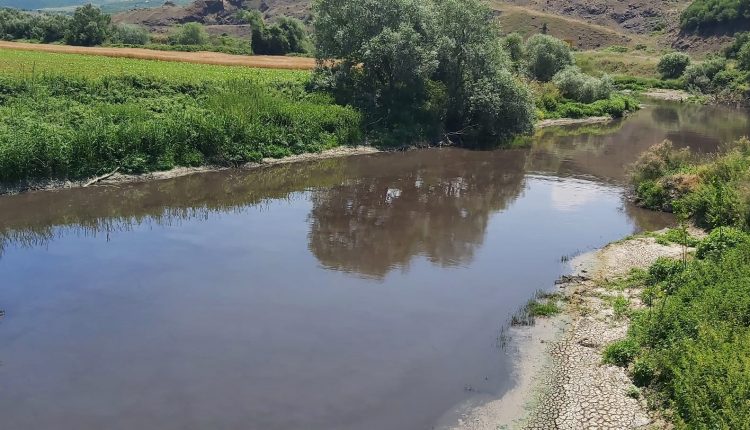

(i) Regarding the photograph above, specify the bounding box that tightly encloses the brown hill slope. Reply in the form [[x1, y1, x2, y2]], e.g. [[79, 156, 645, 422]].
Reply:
[[114, 0, 736, 52]]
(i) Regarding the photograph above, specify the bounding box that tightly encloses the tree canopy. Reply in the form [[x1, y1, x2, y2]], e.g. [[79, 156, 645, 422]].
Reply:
[[312, 0, 534, 145]]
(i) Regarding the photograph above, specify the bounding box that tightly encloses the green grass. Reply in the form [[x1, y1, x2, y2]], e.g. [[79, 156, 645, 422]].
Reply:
[[0, 50, 361, 184], [0, 49, 311, 85]]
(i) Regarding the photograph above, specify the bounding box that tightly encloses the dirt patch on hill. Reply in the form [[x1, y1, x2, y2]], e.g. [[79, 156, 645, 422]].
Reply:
[[0, 41, 315, 69]]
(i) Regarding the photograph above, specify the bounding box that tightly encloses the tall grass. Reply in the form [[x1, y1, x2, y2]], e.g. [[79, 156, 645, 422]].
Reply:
[[0, 73, 361, 183]]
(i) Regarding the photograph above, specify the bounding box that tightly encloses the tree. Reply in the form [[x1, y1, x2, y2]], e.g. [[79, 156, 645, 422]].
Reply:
[[64, 4, 110, 46], [111, 24, 150, 45], [525, 34, 574, 82], [312, 0, 534, 144], [173, 22, 208, 45], [657, 52, 691, 79]]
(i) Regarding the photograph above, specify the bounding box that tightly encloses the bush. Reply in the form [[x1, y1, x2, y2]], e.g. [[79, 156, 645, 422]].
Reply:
[[725, 32, 750, 58], [739, 41, 750, 72], [695, 227, 750, 259], [0, 8, 70, 43], [618, 243, 750, 429], [501, 32, 525, 64], [111, 24, 150, 45], [525, 34, 574, 82], [242, 10, 310, 55], [172, 22, 208, 46], [683, 57, 727, 92], [64, 4, 110, 46], [648, 257, 684, 285], [603, 338, 639, 366], [552, 66, 613, 103], [680, 0, 750, 32], [657, 52, 691, 79]]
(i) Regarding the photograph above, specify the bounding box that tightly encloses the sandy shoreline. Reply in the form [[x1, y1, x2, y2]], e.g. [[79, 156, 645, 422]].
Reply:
[[445, 230, 702, 430]]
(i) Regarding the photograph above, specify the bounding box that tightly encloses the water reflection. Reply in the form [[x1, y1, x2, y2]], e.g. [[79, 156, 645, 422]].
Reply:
[[308, 150, 528, 278]]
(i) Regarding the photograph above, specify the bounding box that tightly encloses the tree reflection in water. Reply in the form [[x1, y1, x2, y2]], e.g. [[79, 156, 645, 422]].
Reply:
[[307, 149, 528, 279]]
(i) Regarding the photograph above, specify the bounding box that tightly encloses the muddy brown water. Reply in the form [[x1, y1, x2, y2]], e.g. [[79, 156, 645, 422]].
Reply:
[[0, 101, 748, 430]]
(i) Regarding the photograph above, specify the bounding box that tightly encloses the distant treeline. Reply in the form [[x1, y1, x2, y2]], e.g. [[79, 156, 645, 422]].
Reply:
[[0, 5, 310, 56], [681, 0, 750, 32]]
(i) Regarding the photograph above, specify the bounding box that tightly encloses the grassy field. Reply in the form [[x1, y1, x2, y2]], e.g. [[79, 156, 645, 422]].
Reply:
[[0, 48, 359, 184], [575, 51, 660, 79]]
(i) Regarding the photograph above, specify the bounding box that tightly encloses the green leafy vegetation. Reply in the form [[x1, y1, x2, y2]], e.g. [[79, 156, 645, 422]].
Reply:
[[312, 0, 535, 145], [657, 52, 691, 80], [680, 0, 750, 32], [0, 53, 360, 183], [0, 5, 310, 56], [618, 133, 750, 428], [525, 34, 574, 82], [552, 66, 613, 103], [236, 10, 310, 55], [604, 235, 750, 429], [532, 81, 639, 120], [631, 138, 750, 229]]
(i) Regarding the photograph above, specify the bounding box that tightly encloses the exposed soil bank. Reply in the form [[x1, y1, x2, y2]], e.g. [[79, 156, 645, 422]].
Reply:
[[0, 146, 380, 196], [0, 41, 316, 70], [536, 116, 614, 128], [449, 231, 705, 430], [641, 88, 691, 102]]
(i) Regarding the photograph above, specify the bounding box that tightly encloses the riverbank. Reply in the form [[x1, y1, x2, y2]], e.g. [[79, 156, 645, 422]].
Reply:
[[451, 229, 707, 430]]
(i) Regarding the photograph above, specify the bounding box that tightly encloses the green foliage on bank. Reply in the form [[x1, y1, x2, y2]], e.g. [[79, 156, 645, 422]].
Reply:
[[631, 138, 750, 229], [0, 73, 360, 183], [605, 232, 750, 429], [681, 0, 750, 32], [311, 0, 536, 146]]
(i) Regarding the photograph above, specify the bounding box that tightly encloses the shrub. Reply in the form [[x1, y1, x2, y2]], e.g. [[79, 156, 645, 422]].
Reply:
[[739, 41, 750, 72], [725, 32, 750, 58], [552, 66, 613, 103], [172, 22, 208, 46], [111, 24, 150, 45], [0, 8, 70, 43], [695, 227, 750, 259], [525, 34, 574, 82], [64, 4, 110, 46], [648, 257, 684, 285], [683, 57, 727, 92], [466, 72, 535, 143], [501, 32, 525, 64], [657, 52, 691, 79], [603, 338, 639, 366], [680, 0, 750, 32], [620, 244, 750, 429]]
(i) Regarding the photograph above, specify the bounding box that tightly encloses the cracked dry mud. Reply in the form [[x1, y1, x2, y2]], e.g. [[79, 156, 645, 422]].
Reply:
[[522, 234, 693, 430]]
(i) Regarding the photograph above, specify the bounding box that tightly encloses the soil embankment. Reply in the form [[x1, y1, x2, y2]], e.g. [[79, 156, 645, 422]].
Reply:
[[0, 41, 316, 70]]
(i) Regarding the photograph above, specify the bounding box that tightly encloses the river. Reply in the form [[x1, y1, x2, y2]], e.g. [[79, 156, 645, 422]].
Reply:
[[0, 101, 748, 430]]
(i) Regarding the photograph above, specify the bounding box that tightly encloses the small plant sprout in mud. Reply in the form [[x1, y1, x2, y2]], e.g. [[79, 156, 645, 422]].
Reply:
[[511, 290, 562, 326]]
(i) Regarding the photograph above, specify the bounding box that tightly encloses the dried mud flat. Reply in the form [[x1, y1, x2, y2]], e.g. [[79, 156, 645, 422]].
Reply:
[[451, 232, 702, 430]]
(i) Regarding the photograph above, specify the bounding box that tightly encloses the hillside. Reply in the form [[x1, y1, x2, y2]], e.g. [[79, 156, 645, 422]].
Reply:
[[113, 0, 731, 52]]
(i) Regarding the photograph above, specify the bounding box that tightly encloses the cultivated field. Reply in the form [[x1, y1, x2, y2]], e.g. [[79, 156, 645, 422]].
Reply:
[[0, 41, 316, 71]]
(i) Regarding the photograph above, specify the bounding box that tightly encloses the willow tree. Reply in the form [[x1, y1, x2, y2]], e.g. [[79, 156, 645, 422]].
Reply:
[[312, 0, 534, 145]]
